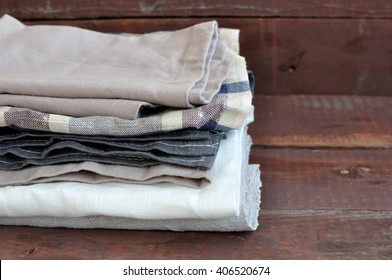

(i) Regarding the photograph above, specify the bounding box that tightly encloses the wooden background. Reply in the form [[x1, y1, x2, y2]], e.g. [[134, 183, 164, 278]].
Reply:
[[1, 0, 392, 97], [1, 1, 392, 260]]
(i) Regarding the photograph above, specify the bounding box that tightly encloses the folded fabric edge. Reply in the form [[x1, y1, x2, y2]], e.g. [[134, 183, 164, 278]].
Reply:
[[0, 167, 261, 232], [0, 16, 221, 108], [0, 27, 251, 136], [0, 110, 249, 219], [0, 133, 262, 232], [0, 14, 25, 39]]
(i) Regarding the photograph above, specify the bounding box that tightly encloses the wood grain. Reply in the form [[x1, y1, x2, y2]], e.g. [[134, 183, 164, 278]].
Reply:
[[2, 105, 392, 259], [1, 213, 391, 259], [24, 18, 392, 96], [249, 95, 392, 147], [1, 0, 391, 262], [2, 0, 392, 20], [251, 148, 392, 211]]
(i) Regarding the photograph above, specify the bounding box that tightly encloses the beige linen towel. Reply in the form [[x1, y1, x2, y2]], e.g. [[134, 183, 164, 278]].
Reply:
[[0, 15, 230, 108], [0, 161, 211, 188], [0, 94, 154, 119]]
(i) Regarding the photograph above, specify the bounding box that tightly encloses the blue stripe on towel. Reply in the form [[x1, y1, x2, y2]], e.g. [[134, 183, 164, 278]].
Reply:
[[219, 81, 250, 94]]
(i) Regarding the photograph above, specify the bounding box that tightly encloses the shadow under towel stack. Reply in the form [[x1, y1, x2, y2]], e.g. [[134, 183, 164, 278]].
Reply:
[[0, 14, 262, 232]]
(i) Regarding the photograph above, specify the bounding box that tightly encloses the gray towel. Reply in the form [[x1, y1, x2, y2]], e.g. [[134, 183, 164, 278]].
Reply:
[[0, 129, 224, 170]]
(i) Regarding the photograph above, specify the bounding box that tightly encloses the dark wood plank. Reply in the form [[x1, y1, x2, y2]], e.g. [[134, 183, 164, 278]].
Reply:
[[2, 0, 392, 20], [0, 94, 391, 259], [0, 213, 391, 259], [250, 148, 392, 211], [249, 95, 392, 147], [24, 18, 392, 96]]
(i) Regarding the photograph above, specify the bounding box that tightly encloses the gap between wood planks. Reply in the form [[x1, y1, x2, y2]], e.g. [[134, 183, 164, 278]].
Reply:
[[251, 145, 391, 150], [4, 0, 392, 20], [261, 209, 392, 218], [21, 16, 392, 22]]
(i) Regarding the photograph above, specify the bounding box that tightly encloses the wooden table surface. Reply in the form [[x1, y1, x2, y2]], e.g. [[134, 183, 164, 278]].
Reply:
[[1, 94, 391, 260]]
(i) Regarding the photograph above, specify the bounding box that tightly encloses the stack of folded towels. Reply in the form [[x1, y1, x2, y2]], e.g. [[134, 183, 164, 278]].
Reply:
[[0, 14, 261, 231]]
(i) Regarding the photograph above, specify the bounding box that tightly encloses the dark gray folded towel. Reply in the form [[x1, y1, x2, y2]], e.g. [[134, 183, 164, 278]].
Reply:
[[0, 128, 225, 170]]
